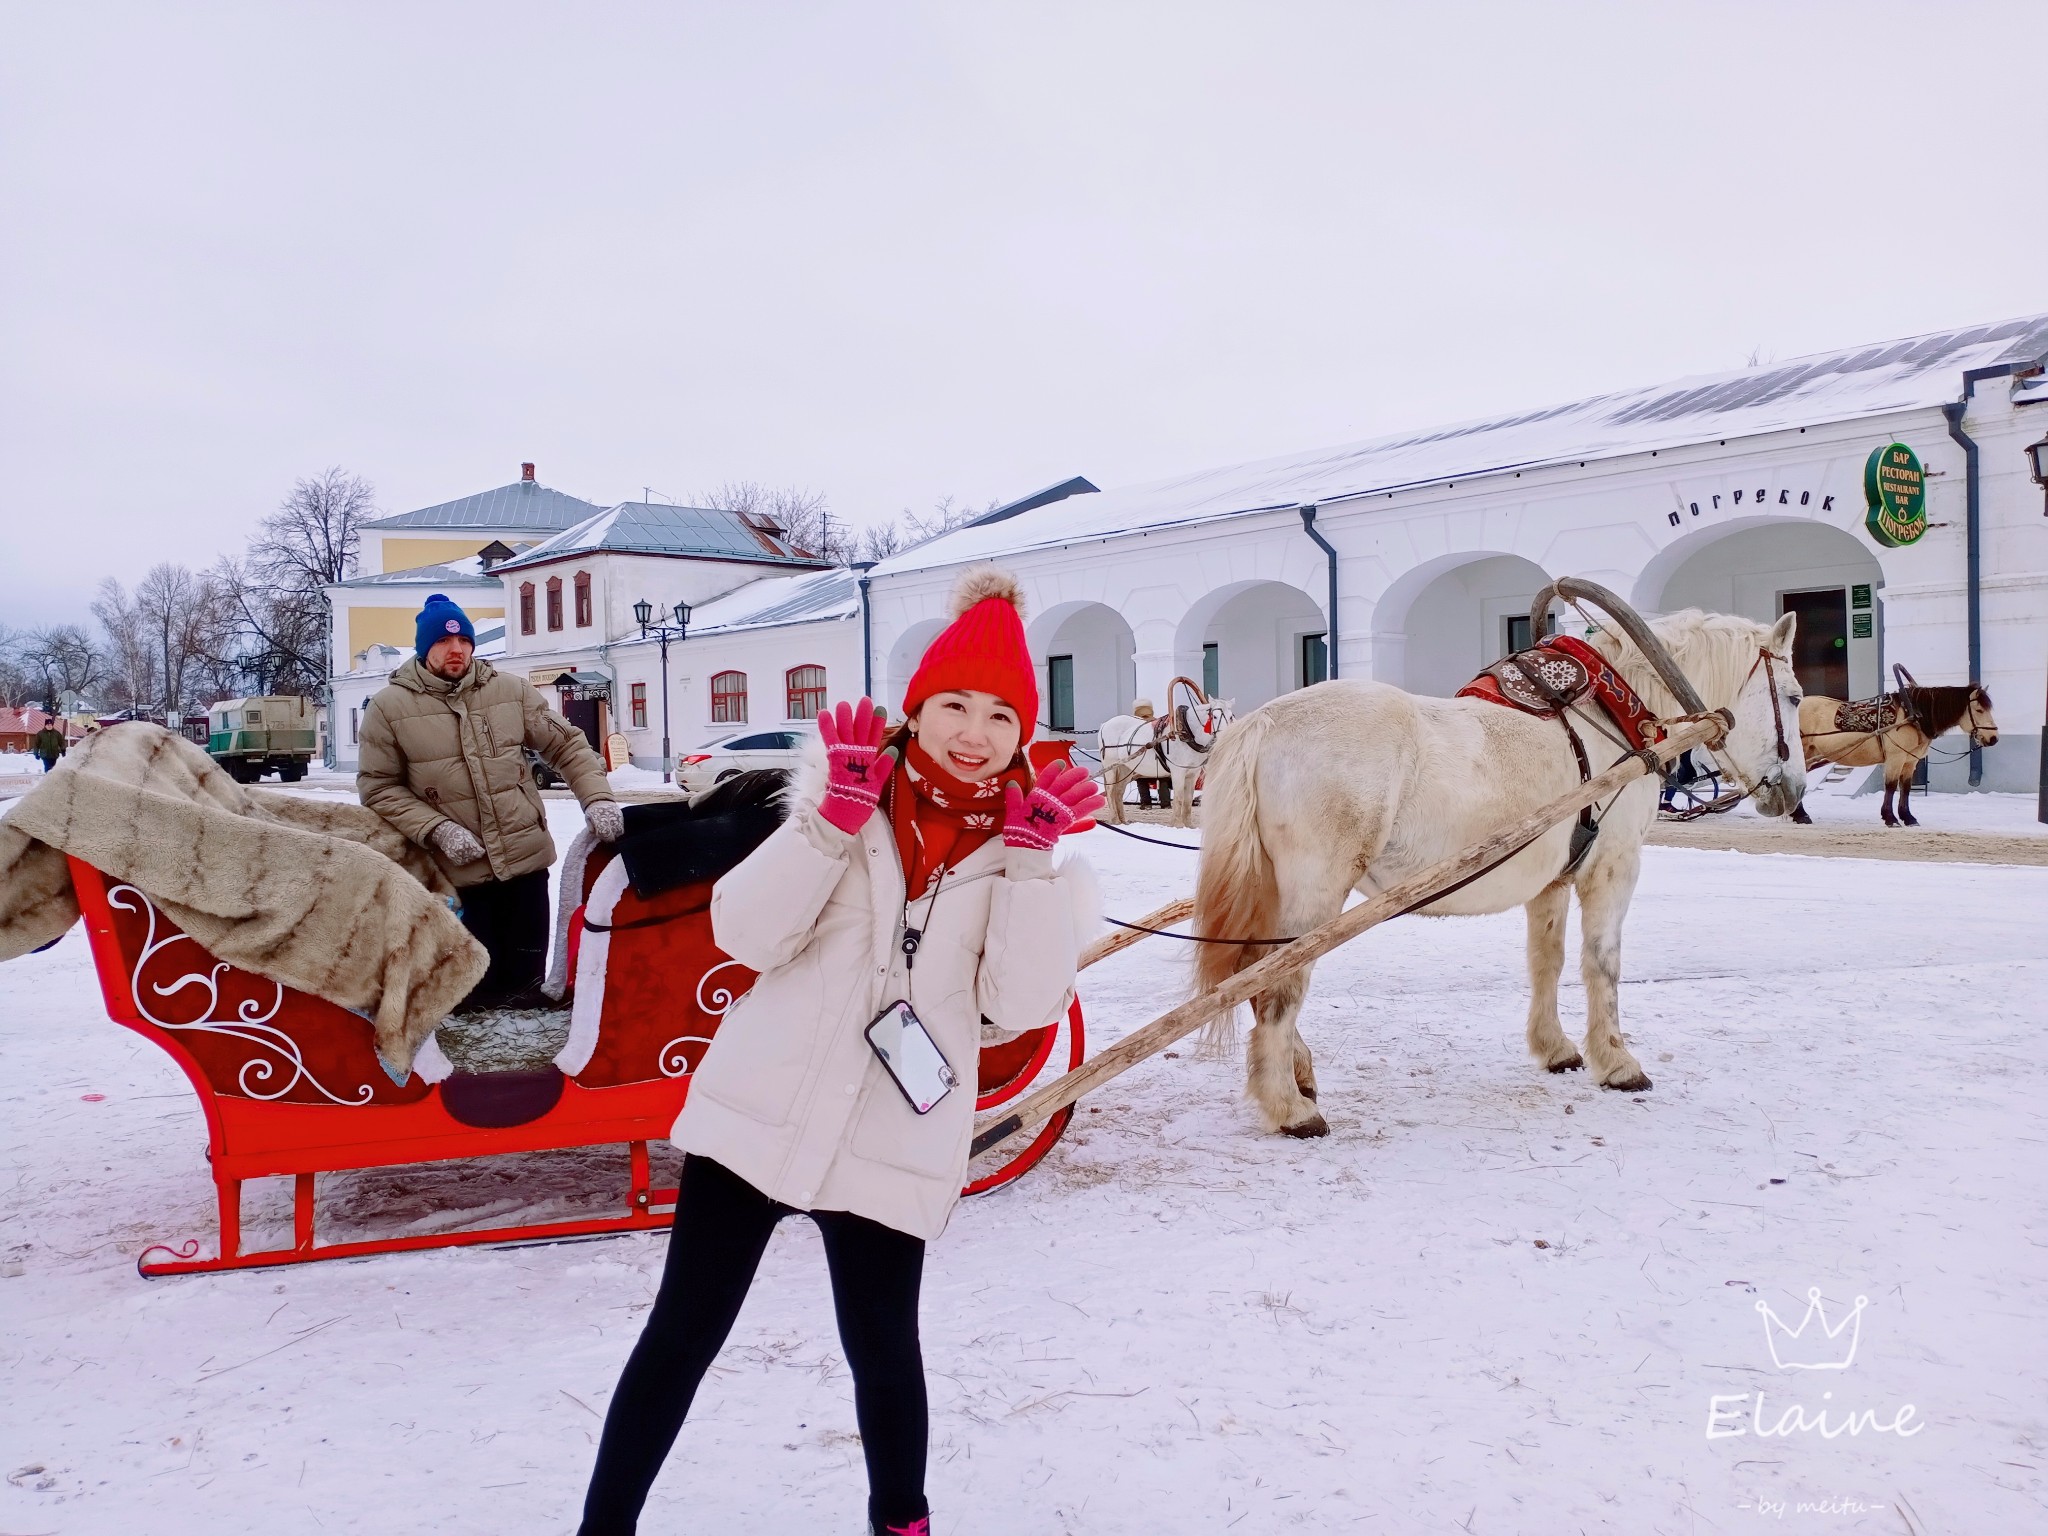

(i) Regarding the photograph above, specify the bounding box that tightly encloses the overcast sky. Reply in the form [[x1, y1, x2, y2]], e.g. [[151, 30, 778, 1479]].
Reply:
[[4, 2, 2044, 627]]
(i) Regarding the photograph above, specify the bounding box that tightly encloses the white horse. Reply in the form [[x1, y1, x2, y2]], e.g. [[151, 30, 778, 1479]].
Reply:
[[1099, 695, 1234, 828], [1190, 609, 1804, 1137]]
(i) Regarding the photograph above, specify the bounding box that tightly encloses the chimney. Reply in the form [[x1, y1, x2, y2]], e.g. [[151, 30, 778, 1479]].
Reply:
[[521, 462, 536, 483]]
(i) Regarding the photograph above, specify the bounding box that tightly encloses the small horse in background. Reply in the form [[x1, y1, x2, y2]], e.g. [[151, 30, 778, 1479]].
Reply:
[[1190, 608, 1803, 1138], [1794, 673, 1998, 827], [1098, 684, 1234, 828]]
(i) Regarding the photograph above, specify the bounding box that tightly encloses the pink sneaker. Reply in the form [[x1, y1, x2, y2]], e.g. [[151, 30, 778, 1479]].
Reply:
[[877, 1519, 930, 1536]]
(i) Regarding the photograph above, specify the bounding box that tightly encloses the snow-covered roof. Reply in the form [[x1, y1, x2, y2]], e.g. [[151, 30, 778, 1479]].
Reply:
[[875, 312, 2048, 577], [366, 478, 605, 533], [688, 566, 860, 635], [333, 554, 504, 589], [494, 500, 827, 573]]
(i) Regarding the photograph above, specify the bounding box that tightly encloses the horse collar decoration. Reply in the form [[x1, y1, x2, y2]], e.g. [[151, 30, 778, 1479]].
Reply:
[[1457, 633, 1657, 751]]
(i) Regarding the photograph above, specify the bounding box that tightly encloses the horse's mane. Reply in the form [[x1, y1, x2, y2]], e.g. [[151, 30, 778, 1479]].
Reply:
[[1585, 608, 1776, 716], [1906, 685, 1987, 736]]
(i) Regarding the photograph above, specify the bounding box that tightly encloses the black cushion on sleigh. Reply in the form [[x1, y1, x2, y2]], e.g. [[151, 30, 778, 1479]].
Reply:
[[617, 769, 790, 900]]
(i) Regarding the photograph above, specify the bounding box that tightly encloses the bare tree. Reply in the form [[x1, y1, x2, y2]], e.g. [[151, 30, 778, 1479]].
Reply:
[[92, 579, 158, 710], [0, 626, 28, 708], [253, 468, 371, 590], [699, 481, 846, 562], [900, 493, 993, 545], [215, 468, 375, 697], [15, 624, 104, 711], [127, 563, 236, 718]]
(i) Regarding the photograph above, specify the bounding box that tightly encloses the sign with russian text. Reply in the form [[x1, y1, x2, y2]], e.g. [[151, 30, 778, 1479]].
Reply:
[[1863, 443, 1926, 547]]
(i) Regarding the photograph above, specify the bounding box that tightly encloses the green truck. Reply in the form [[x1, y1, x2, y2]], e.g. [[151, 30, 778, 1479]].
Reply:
[[206, 696, 317, 783]]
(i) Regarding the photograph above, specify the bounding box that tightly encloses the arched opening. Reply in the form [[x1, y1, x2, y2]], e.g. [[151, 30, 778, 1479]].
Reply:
[[1634, 519, 1884, 699], [1027, 601, 1135, 734], [884, 619, 946, 717], [1371, 553, 1553, 697], [1171, 579, 1328, 712]]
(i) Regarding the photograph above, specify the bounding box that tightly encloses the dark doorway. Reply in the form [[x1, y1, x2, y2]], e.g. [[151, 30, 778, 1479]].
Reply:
[[1781, 588, 1849, 699], [1047, 655, 1075, 732], [562, 696, 604, 751]]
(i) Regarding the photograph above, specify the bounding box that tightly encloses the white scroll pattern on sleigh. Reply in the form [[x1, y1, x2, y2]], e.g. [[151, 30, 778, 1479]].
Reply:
[[109, 883, 379, 1105], [656, 960, 749, 1079]]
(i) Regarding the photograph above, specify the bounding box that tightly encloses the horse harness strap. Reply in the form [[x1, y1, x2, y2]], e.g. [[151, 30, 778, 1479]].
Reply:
[[1505, 653, 1600, 878], [1457, 634, 1660, 880], [1173, 704, 1215, 755]]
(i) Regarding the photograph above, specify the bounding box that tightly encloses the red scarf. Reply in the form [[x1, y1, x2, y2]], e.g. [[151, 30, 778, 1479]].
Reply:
[[886, 738, 1033, 897]]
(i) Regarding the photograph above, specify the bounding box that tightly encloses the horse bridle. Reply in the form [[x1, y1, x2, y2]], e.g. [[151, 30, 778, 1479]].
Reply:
[[1173, 700, 1225, 755], [1691, 646, 1792, 800], [1964, 686, 1996, 747]]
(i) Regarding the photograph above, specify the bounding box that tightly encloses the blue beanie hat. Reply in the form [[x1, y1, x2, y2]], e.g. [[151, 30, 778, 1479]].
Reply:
[[415, 593, 476, 659]]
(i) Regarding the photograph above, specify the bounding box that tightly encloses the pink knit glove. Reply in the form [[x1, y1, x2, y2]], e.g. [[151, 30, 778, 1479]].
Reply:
[[816, 698, 896, 835], [1003, 762, 1105, 850]]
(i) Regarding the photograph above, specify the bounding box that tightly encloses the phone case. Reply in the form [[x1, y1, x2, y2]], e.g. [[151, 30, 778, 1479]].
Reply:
[[864, 1000, 959, 1115]]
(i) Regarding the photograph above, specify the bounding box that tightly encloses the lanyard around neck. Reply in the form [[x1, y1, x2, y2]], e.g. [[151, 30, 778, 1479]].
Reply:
[[898, 862, 949, 972]]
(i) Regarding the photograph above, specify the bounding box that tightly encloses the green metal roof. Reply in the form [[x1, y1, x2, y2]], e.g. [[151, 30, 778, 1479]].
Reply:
[[366, 478, 606, 533]]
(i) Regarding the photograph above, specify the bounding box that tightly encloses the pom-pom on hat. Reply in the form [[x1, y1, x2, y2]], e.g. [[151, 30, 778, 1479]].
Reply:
[[415, 593, 476, 659], [901, 565, 1039, 743]]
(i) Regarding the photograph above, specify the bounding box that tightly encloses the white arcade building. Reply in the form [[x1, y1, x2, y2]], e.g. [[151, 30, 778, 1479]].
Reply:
[[866, 313, 2048, 796]]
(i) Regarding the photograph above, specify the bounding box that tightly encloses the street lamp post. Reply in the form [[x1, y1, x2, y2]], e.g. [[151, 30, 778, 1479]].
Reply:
[[633, 598, 693, 784]]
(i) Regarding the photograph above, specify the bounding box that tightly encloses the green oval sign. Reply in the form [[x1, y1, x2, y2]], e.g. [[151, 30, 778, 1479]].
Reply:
[[1864, 441, 1926, 547]]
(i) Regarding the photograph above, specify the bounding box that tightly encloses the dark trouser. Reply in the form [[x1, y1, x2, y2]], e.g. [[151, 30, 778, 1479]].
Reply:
[[579, 1155, 929, 1535], [37, 756, 57, 773], [455, 867, 552, 1007], [1135, 776, 1172, 810]]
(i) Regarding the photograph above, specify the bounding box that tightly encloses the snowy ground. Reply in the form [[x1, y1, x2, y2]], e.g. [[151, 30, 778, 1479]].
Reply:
[[2, 803, 2044, 1534]]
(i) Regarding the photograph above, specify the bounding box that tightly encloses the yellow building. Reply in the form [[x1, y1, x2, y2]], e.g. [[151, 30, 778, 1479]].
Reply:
[[325, 463, 605, 674]]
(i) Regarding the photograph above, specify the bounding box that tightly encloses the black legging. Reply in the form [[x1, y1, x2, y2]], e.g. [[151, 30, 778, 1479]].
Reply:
[[579, 1155, 929, 1535]]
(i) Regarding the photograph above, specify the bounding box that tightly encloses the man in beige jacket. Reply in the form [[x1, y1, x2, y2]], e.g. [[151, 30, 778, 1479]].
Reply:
[[357, 593, 623, 1010]]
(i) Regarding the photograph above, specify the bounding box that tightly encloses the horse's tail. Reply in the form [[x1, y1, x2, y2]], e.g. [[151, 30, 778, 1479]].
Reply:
[[1192, 707, 1278, 1048]]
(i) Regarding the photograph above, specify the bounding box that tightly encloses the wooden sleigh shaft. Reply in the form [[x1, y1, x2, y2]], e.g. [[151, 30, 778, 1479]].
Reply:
[[972, 715, 1723, 1161]]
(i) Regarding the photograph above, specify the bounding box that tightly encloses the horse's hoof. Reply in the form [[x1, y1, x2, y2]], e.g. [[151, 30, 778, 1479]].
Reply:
[[1602, 1070, 1653, 1093], [1280, 1113, 1330, 1139], [1900, 816, 1918, 828], [1546, 1054, 1585, 1074], [1790, 808, 1812, 825]]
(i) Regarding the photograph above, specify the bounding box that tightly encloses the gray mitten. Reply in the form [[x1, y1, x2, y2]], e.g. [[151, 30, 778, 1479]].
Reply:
[[585, 800, 625, 843], [429, 819, 486, 866]]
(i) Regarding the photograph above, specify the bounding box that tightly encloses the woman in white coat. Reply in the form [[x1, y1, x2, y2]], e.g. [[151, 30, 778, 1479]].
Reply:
[[579, 568, 1103, 1536]]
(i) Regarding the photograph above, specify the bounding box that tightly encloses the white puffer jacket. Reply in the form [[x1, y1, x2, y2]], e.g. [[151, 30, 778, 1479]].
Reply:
[[671, 743, 1097, 1240]]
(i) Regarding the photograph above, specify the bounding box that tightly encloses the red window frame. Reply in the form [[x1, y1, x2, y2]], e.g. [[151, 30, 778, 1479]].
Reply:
[[785, 664, 827, 721], [545, 576, 563, 631], [519, 583, 535, 635], [574, 571, 592, 628], [710, 670, 747, 725], [630, 682, 647, 729]]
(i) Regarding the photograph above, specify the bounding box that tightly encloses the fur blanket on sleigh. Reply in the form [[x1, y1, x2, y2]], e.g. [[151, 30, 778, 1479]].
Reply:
[[0, 723, 485, 1075]]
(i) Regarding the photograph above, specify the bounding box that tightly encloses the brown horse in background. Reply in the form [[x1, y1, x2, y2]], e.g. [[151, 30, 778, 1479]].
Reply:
[[1794, 673, 1998, 827]]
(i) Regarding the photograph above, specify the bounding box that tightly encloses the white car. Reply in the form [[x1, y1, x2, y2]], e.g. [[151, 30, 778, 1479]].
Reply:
[[675, 725, 816, 793]]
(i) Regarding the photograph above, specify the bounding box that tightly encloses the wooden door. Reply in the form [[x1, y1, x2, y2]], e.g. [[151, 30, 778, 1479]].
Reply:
[[1781, 588, 1849, 699]]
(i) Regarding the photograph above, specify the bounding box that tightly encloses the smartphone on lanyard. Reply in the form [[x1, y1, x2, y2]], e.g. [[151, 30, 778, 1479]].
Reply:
[[865, 999, 958, 1114]]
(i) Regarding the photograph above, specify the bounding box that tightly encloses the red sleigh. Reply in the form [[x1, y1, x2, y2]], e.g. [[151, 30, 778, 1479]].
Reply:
[[69, 811, 1083, 1277]]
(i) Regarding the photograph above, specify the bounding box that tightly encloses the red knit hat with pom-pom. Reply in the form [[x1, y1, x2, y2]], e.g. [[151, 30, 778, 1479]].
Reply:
[[901, 566, 1038, 742]]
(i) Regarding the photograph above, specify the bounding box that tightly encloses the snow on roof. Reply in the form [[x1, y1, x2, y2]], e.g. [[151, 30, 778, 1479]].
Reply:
[[687, 566, 860, 635], [494, 500, 828, 573], [875, 312, 2048, 577], [366, 479, 605, 533], [333, 555, 501, 589]]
